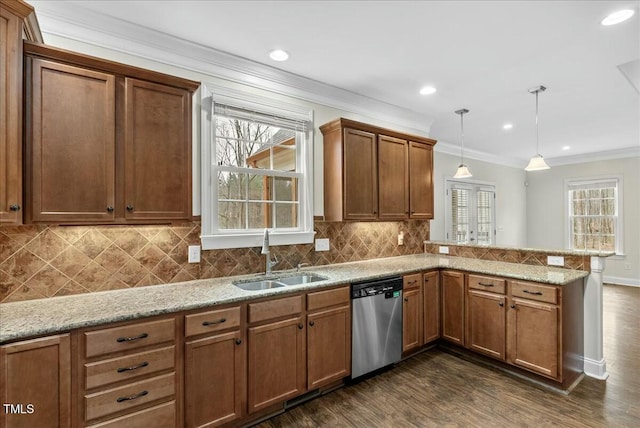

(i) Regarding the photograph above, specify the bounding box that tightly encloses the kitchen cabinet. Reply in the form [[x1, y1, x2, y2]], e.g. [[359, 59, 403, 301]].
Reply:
[[441, 270, 465, 346], [23, 42, 198, 224], [184, 306, 245, 428], [423, 271, 440, 344], [320, 118, 436, 222], [408, 141, 434, 219], [378, 135, 408, 220], [306, 286, 351, 389], [402, 273, 423, 353], [1, 334, 71, 428], [0, 0, 41, 224], [247, 295, 306, 414], [466, 275, 507, 360], [78, 316, 179, 427]]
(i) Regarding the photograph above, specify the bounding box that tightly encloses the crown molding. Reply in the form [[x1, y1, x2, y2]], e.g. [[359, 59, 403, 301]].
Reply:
[[434, 140, 524, 168], [32, 1, 432, 136], [546, 146, 640, 166]]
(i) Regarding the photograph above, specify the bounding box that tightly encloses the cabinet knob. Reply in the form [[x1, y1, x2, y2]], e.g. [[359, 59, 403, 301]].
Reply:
[[235, 338, 242, 345], [126, 205, 134, 211], [498, 302, 504, 307], [298, 323, 304, 330], [309, 321, 315, 327], [106, 206, 114, 212], [9, 204, 20, 211], [510, 304, 516, 309], [404, 297, 409, 302]]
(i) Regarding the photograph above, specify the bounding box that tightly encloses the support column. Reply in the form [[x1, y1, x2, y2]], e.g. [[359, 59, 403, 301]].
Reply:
[[583, 256, 608, 379]]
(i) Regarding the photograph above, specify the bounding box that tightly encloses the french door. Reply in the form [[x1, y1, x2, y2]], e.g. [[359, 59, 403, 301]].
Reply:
[[445, 180, 496, 245]]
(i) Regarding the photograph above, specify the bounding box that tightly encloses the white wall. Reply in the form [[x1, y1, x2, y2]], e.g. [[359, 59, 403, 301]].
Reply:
[[526, 157, 640, 285], [430, 151, 528, 247]]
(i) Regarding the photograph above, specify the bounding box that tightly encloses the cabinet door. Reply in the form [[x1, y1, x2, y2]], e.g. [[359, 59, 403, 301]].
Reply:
[[247, 317, 305, 413], [124, 78, 191, 220], [408, 142, 433, 219], [402, 287, 422, 353], [1, 334, 71, 428], [441, 271, 465, 346], [423, 271, 440, 344], [507, 298, 559, 379], [378, 135, 408, 220], [467, 290, 506, 360], [27, 58, 116, 223], [343, 128, 377, 220], [307, 305, 350, 389], [0, 5, 23, 224], [185, 331, 244, 428]]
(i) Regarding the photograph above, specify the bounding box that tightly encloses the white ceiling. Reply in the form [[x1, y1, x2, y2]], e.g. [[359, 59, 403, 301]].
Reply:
[[31, 0, 640, 167]]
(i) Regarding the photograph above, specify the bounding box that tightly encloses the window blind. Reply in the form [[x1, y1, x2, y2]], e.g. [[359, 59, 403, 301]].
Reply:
[[213, 102, 309, 132]]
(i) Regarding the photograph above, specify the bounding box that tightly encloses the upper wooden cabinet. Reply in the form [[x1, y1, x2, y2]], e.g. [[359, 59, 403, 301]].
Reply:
[[0, 0, 41, 225], [23, 42, 198, 224], [320, 118, 436, 222]]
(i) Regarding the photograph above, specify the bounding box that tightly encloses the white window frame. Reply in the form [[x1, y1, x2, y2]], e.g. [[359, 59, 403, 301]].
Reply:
[[444, 177, 496, 246], [200, 83, 315, 250], [564, 175, 624, 255]]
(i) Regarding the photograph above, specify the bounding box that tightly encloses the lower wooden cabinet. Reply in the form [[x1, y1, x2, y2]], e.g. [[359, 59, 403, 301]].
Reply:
[[467, 289, 506, 360], [248, 316, 306, 413], [423, 271, 440, 344], [0, 334, 71, 428], [441, 270, 465, 346], [306, 286, 351, 389], [185, 331, 244, 427], [402, 273, 423, 353]]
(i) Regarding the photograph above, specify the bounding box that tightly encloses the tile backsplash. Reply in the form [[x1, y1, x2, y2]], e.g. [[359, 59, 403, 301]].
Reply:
[[0, 220, 430, 303]]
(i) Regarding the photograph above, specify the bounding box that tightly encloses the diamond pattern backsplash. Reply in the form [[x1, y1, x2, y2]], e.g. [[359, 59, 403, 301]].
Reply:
[[0, 220, 430, 303]]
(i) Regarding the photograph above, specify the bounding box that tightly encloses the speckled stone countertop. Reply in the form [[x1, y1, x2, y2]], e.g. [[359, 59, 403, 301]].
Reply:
[[425, 241, 615, 257], [0, 254, 588, 344]]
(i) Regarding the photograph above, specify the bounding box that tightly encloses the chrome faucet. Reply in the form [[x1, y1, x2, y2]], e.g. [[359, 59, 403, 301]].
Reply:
[[261, 229, 278, 275]]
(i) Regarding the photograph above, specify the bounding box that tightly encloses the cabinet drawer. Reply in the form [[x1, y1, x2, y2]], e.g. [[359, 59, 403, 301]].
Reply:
[[85, 372, 175, 421], [403, 273, 422, 290], [85, 346, 175, 390], [510, 281, 557, 304], [307, 286, 350, 312], [469, 275, 506, 294], [87, 401, 176, 428], [85, 318, 175, 358], [248, 295, 303, 324], [185, 306, 241, 337]]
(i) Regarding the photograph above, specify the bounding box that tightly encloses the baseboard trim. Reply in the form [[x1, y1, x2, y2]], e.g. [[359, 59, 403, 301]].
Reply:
[[603, 276, 640, 287], [583, 357, 609, 380]]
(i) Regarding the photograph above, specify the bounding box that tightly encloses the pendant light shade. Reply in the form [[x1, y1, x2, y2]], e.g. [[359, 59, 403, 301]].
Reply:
[[525, 85, 550, 171], [453, 108, 472, 178]]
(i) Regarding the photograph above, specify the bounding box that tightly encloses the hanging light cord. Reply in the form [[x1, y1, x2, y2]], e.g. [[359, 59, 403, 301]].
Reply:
[[535, 89, 540, 155], [460, 112, 465, 164]]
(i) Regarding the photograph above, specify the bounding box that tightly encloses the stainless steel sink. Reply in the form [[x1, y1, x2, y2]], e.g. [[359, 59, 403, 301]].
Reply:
[[233, 273, 327, 290], [276, 274, 326, 285], [233, 280, 286, 291]]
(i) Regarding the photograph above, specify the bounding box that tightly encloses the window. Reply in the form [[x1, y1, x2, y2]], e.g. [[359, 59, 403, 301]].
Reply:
[[566, 176, 622, 253], [445, 179, 496, 245], [200, 84, 314, 250]]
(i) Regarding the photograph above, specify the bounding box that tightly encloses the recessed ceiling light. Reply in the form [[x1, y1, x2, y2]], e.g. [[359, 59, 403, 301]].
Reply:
[[269, 49, 289, 61], [503, 123, 513, 130], [601, 9, 635, 26], [419, 86, 437, 95], [562, 145, 571, 151]]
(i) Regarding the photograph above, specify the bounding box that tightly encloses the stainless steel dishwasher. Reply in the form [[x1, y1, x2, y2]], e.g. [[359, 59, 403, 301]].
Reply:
[[351, 276, 403, 379]]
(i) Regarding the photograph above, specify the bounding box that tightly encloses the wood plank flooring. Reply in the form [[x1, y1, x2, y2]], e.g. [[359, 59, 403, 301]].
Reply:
[[256, 285, 639, 427]]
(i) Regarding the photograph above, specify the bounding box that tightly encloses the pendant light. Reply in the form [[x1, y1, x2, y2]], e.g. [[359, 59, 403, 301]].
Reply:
[[453, 108, 472, 178], [525, 85, 550, 171]]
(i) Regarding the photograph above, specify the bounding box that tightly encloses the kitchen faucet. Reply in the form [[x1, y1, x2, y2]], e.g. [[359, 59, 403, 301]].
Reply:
[[261, 229, 278, 275]]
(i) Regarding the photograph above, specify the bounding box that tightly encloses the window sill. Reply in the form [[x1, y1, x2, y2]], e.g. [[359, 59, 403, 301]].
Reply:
[[201, 231, 316, 250]]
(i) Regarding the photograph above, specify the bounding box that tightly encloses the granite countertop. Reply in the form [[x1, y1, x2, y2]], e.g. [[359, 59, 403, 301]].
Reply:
[[425, 241, 616, 257], [0, 254, 589, 344]]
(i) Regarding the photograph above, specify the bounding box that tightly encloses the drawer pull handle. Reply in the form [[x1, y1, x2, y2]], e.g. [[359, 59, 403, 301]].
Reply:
[[478, 282, 494, 287], [202, 318, 226, 326], [117, 361, 149, 373], [523, 290, 543, 296], [116, 333, 148, 343], [408, 280, 417, 285], [116, 390, 148, 403]]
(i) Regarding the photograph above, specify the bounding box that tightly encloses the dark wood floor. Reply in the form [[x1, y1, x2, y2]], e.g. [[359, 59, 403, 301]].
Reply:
[[256, 285, 640, 427]]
